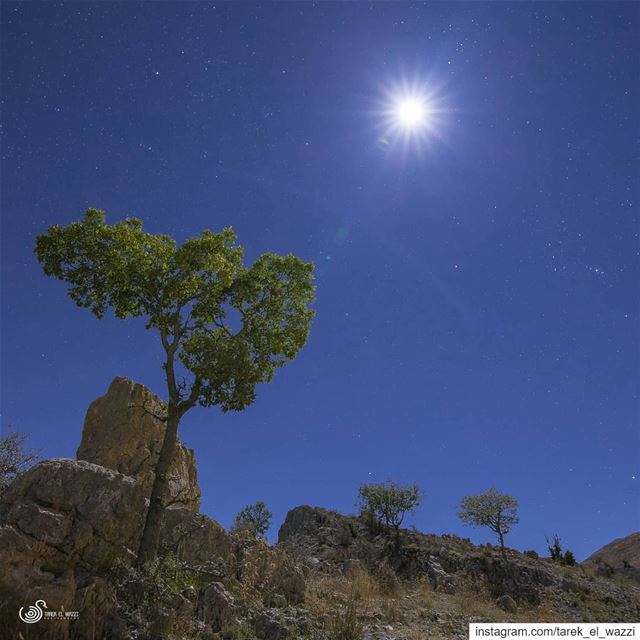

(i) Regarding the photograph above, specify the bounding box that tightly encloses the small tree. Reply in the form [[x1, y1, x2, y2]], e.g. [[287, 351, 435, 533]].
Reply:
[[458, 488, 519, 558], [546, 533, 563, 562], [230, 501, 272, 538], [546, 534, 576, 566], [357, 480, 422, 538], [36, 210, 315, 565], [0, 426, 39, 495]]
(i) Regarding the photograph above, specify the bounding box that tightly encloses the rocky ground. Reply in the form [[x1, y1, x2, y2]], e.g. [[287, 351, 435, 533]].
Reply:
[[0, 378, 638, 639]]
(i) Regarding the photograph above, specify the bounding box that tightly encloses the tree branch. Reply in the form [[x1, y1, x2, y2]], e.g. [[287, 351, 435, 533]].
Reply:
[[128, 402, 168, 423]]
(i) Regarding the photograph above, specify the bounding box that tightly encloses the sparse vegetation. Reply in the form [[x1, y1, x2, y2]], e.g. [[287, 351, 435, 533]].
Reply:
[[327, 595, 364, 640], [0, 425, 39, 495], [108, 554, 204, 639], [546, 533, 577, 565]]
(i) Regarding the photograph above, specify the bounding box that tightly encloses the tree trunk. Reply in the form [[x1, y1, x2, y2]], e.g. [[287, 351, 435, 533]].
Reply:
[[136, 407, 180, 566], [498, 531, 506, 558]]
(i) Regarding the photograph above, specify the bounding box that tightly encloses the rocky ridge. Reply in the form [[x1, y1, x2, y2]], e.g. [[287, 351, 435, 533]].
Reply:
[[277, 506, 640, 630]]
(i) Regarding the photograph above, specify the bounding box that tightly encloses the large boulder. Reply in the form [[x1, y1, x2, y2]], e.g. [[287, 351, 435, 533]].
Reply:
[[0, 459, 145, 639], [0, 458, 146, 581], [77, 376, 201, 511]]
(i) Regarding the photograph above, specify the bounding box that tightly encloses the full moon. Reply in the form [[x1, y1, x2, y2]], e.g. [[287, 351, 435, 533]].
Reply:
[[376, 78, 446, 151], [393, 98, 428, 130]]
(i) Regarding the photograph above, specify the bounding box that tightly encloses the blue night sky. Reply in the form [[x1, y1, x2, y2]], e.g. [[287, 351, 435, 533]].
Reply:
[[1, 2, 638, 560]]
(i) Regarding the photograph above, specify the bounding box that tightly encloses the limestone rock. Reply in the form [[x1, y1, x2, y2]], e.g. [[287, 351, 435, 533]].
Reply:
[[0, 458, 145, 581], [77, 376, 200, 511], [0, 459, 143, 639], [161, 509, 235, 578]]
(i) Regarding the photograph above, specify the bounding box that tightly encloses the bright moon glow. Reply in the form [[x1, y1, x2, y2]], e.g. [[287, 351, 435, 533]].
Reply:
[[376, 79, 445, 153], [393, 98, 428, 130]]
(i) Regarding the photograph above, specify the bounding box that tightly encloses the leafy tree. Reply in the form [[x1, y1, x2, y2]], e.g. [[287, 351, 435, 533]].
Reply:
[[563, 550, 576, 566], [230, 501, 272, 538], [357, 480, 422, 538], [458, 488, 519, 558], [36, 209, 315, 564], [0, 426, 39, 495]]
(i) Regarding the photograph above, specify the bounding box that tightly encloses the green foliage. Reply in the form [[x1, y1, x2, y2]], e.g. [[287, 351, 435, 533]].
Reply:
[[357, 480, 423, 533], [35, 209, 316, 413], [230, 501, 272, 538], [458, 488, 519, 553], [563, 550, 577, 566], [0, 426, 39, 495]]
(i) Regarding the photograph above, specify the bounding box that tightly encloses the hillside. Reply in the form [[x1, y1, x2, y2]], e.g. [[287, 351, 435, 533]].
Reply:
[[584, 532, 640, 570], [1, 378, 638, 639]]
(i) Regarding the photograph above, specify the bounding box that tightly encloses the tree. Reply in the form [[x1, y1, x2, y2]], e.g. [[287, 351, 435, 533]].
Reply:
[[458, 488, 519, 558], [0, 426, 39, 495], [357, 480, 422, 538], [35, 209, 315, 565], [546, 533, 563, 562], [546, 533, 576, 566], [230, 501, 272, 538]]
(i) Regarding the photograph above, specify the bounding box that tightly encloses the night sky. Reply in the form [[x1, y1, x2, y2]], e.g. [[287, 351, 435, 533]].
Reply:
[[1, 2, 638, 560]]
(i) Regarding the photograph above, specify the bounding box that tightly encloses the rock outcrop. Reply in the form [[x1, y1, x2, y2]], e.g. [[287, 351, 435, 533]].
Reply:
[[0, 458, 146, 639], [77, 376, 201, 512], [584, 531, 640, 569], [0, 377, 306, 640]]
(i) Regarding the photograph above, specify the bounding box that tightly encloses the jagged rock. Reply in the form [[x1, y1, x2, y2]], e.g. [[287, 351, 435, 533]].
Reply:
[[254, 608, 309, 640], [198, 581, 240, 632], [279, 505, 356, 549], [161, 509, 234, 576], [77, 377, 201, 511]]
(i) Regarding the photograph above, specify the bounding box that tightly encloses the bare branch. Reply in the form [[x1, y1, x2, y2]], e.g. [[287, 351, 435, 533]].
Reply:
[[128, 402, 167, 423]]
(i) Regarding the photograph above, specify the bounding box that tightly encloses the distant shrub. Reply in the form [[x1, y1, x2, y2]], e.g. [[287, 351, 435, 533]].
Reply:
[[546, 534, 563, 562], [524, 550, 539, 559], [0, 425, 39, 495], [546, 534, 576, 565], [230, 501, 272, 538]]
